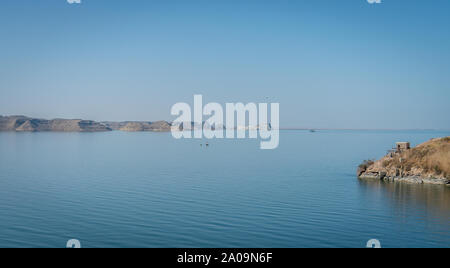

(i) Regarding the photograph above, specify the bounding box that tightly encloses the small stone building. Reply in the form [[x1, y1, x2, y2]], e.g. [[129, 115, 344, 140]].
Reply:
[[396, 142, 410, 153]]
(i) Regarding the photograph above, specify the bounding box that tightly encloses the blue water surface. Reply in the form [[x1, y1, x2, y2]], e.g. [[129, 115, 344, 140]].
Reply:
[[0, 130, 449, 248]]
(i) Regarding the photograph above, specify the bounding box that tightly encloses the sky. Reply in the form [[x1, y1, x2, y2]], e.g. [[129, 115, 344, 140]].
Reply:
[[0, 0, 449, 129]]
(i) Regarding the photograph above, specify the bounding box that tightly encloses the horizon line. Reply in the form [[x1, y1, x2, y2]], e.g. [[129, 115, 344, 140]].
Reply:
[[1, 115, 449, 132]]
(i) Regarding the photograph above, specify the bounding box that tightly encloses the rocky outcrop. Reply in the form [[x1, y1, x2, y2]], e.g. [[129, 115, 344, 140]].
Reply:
[[0, 116, 111, 132], [358, 137, 450, 186]]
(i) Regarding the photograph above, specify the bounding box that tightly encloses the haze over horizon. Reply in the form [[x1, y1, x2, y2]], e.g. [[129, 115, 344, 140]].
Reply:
[[1, 0, 449, 129]]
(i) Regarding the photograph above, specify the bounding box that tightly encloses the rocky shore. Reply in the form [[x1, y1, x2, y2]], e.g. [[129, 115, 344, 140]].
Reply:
[[358, 137, 450, 186]]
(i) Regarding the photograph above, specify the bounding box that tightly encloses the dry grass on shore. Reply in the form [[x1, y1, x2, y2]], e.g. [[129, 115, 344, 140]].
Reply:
[[383, 137, 450, 178]]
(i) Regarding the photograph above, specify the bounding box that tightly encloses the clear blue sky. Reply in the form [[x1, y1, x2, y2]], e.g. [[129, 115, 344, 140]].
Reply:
[[0, 0, 449, 129]]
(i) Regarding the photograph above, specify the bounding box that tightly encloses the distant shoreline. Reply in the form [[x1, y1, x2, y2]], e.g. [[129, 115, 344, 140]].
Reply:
[[0, 115, 171, 133], [1, 115, 449, 132]]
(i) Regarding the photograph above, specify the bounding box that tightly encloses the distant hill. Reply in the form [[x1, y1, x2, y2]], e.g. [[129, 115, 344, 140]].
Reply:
[[0, 115, 172, 132], [0, 116, 111, 132], [358, 137, 450, 185], [102, 121, 172, 132]]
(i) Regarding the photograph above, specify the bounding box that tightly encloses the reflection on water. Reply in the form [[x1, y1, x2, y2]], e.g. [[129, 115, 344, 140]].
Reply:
[[358, 179, 450, 225]]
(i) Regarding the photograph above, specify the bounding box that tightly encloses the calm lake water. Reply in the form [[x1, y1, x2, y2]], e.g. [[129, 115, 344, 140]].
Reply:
[[0, 130, 449, 248]]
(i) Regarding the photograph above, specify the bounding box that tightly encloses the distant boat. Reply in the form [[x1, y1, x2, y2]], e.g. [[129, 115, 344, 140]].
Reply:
[[310, 129, 316, 133]]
